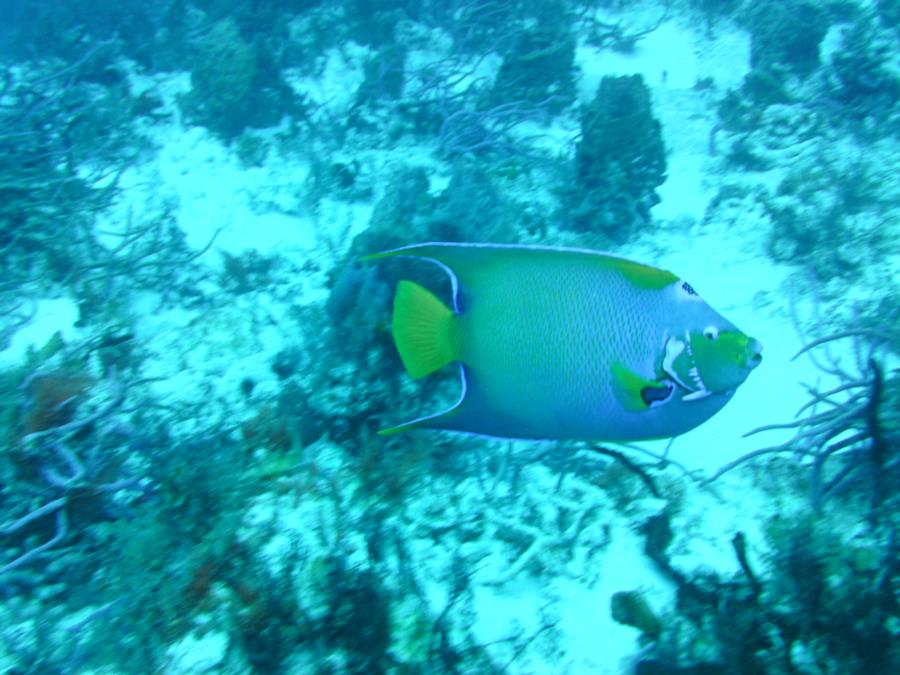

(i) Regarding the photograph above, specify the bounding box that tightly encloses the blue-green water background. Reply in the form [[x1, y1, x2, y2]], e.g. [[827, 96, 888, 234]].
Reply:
[[1, 1, 898, 672]]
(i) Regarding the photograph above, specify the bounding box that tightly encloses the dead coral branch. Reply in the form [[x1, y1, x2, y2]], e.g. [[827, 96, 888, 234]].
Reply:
[[707, 331, 897, 516]]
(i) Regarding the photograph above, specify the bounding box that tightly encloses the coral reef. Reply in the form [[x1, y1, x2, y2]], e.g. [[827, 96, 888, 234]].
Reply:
[[0, 361, 138, 590], [569, 74, 667, 242], [489, 17, 577, 114], [634, 504, 900, 673], [764, 143, 898, 280], [828, 15, 900, 124], [181, 18, 258, 140], [0, 0, 163, 67], [180, 17, 302, 140], [366, 166, 436, 244], [742, 0, 830, 77], [2, 1, 898, 672], [0, 62, 126, 289], [429, 158, 514, 243]]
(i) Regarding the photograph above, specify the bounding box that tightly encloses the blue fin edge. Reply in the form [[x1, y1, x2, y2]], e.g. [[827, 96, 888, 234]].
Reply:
[[378, 363, 468, 435]]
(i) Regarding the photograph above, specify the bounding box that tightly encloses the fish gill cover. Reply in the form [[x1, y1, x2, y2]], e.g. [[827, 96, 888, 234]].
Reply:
[[0, 0, 898, 673]]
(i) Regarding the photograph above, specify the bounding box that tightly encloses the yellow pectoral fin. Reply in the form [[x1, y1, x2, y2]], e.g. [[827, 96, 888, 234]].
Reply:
[[391, 280, 462, 379], [611, 362, 674, 412]]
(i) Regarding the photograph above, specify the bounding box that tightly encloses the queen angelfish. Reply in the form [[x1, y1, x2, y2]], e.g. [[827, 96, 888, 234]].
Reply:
[[367, 242, 762, 441]]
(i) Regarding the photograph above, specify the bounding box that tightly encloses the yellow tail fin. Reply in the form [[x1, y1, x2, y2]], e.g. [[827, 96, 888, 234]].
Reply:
[[392, 280, 461, 378]]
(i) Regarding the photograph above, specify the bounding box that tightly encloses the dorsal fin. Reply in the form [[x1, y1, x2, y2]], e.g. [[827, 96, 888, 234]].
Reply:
[[600, 255, 678, 290], [363, 242, 677, 296]]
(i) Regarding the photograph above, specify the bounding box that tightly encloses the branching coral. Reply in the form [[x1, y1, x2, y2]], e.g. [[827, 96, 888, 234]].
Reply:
[[0, 61, 120, 289], [435, 98, 556, 157], [707, 329, 897, 516], [80, 206, 222, 314], [489, 16, 577, 114], [0, 370, 140, 583], [0, 51, 180, 304], [637, 505, 900, 672], [419, 0, 529, 54], [635, 304, 899, 671]]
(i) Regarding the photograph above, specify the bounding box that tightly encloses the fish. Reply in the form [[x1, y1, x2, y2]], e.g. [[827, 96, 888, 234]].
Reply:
[[366, 242, 762, 441]]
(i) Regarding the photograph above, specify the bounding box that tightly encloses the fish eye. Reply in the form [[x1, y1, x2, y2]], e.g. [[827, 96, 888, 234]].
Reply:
[[703, 326, 719, 341]]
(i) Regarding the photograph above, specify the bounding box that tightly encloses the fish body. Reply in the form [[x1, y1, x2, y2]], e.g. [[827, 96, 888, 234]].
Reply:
[[369, 242, 762, 441]]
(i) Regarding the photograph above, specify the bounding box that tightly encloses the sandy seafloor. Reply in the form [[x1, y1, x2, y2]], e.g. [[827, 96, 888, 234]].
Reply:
[[2, 3, 898, 673]]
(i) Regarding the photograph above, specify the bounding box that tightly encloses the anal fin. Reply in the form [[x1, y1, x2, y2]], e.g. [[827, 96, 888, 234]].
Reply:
[[379, 364, 469, 435]]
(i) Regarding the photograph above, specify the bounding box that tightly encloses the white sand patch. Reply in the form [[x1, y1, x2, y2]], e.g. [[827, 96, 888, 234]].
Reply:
[[552, 526, 665, 673], [0, 297, 82, 369], [575, 15, 751, 223], [129, 290, 296, 434], [285, 43, 368, 120], [576, 16, 750, 101], [150, 126, 313, 258]]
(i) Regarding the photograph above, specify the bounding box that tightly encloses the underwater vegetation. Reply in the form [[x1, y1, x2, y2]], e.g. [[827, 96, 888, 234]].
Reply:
[[0, 61, 124, 289], [569, 74, 667, 242], [0, 0, 898, 672], [489, 8, 578, 114], [625, 324, 900, 673], [179, 17, 304, 141], [715, 324, 900, 516]]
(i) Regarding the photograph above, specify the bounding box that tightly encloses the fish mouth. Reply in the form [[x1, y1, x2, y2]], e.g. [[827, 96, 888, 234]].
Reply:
[[745, 338, 763, 369]]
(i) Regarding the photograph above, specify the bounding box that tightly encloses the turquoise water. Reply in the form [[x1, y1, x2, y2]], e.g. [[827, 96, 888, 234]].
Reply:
[[1, 1, 898, 672]]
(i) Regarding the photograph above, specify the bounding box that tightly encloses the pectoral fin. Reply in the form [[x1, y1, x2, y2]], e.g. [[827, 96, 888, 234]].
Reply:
[[612, 362, 675, 412]]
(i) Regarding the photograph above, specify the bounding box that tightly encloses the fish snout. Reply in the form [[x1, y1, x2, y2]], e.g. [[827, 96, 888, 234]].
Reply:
[[744, 338, 763, 369]]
